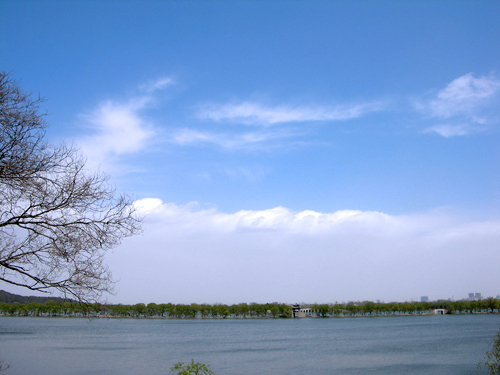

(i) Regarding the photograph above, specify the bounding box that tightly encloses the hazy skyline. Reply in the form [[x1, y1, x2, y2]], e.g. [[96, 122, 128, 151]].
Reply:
[[1, 1, 499, 304]]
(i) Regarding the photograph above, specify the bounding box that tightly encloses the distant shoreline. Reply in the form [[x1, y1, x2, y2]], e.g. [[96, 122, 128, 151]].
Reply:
[[1, 311, 498, 320], [1, 291, 498, 318]]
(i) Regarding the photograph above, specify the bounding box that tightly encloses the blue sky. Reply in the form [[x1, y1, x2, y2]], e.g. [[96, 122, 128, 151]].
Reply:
[[1, 1, 499, 304]]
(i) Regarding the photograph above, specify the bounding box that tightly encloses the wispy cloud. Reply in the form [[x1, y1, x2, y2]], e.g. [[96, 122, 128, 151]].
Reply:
[[179, 99, 385, 150], [423, 124, 475, 138], [172, 127, 303, 150], [198, 101, 386, 126], [417, 73, 500, 137], [140, 76, 175, 93], [79, 98, 154, 171], [428, 73, 499, 118], [78, 77, 174, 171]]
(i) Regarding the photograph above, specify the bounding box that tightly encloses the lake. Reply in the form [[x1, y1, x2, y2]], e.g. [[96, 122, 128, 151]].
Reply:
[[0, 314, 499, 374]]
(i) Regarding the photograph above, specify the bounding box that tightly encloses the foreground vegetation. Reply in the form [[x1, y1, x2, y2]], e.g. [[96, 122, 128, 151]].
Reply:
[[170, 360, 216, 375], [479, 328, 500, 375], [0, 297, 498, 319]]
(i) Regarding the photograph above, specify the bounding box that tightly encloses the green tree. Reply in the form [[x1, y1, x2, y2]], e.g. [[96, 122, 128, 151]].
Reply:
[[109, 304, 124, 316], [463, 300, 473, 314], [268, 304, 280, 318], [479, 329, 500, 374], [315, 304, 330, 317], [279, 303, 292, 318], [484, 298, 500, 313], [420, 301, 432, 313], [170, 360, 215, 375], [455, 301, 466, 314], [345, 302, 359, 316], [253, 303, 266, 317], [147, 303, 159, 316], [165, 303, 175, 317], [388, 302, 399, 315], [4, 303, 16, 315], [189, 303, 201, 318], [363, 301, 376, 315], [446, 302, 457, 314], [399, 302, 411, 314], [133, 303, 147, 317], [199, 304, 211, 317], [238, 303, 250, 317], [175, 304, 189, 317], [45, 300, 61, 316], [60, 301, 73, 316], [471, 300, 481, 313], [27, 302, 43, 316], [158, 303, 170, 317], [331, 304, 343, 316]]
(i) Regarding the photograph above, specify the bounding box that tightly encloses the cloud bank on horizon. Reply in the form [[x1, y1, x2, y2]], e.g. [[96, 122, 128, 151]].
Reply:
[[104, 198, 500, 304]]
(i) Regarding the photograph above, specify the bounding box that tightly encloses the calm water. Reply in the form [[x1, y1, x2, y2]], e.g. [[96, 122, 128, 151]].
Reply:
[[0, 314, 499, 374]]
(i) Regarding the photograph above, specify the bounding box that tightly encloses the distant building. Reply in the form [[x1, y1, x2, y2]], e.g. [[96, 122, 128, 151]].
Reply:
[[421, 296, 429, 302], [468, 292, 482, 301], [432, 309, 448, 315]]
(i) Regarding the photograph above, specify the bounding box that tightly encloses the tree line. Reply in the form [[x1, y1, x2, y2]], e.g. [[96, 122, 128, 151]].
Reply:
[[0, 298, 498, 318], [0, 301, 292, 318], [309, 298, 500, 316]]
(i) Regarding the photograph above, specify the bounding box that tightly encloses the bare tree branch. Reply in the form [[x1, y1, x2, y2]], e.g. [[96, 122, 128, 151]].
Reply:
[[0, 72, 142, 304]]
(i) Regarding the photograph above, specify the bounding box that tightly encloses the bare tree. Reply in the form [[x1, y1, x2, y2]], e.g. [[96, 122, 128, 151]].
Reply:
[[0, 72, 141, 303]]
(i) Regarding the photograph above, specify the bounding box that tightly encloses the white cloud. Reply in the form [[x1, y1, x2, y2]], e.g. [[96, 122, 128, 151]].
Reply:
[[431, 73, 499, 117], [77, 76, 174, 171], [79, 98, 154, 170], [199, 101, 386, 126], [140, 76, 175, 93], [106, 200, 500, 304], [133, 197, 165, 213], [423, 124, 473, 138], [132, 199, 395, 235], [171, 127, 302, 150], [417, 73, 500, 137], [174, 99, 384, 150]]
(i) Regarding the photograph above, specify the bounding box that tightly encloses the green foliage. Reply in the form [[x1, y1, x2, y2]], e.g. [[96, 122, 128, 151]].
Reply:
[[313, 304, 330, 317], [0, 290, 498, 319], [363, 301, 376, 315], [479, 329, 500, 374], [279, 303, 292, 318], [484, 298, 500, 313], [170, 360, 215, 375], [269, 304, 280, 318]]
